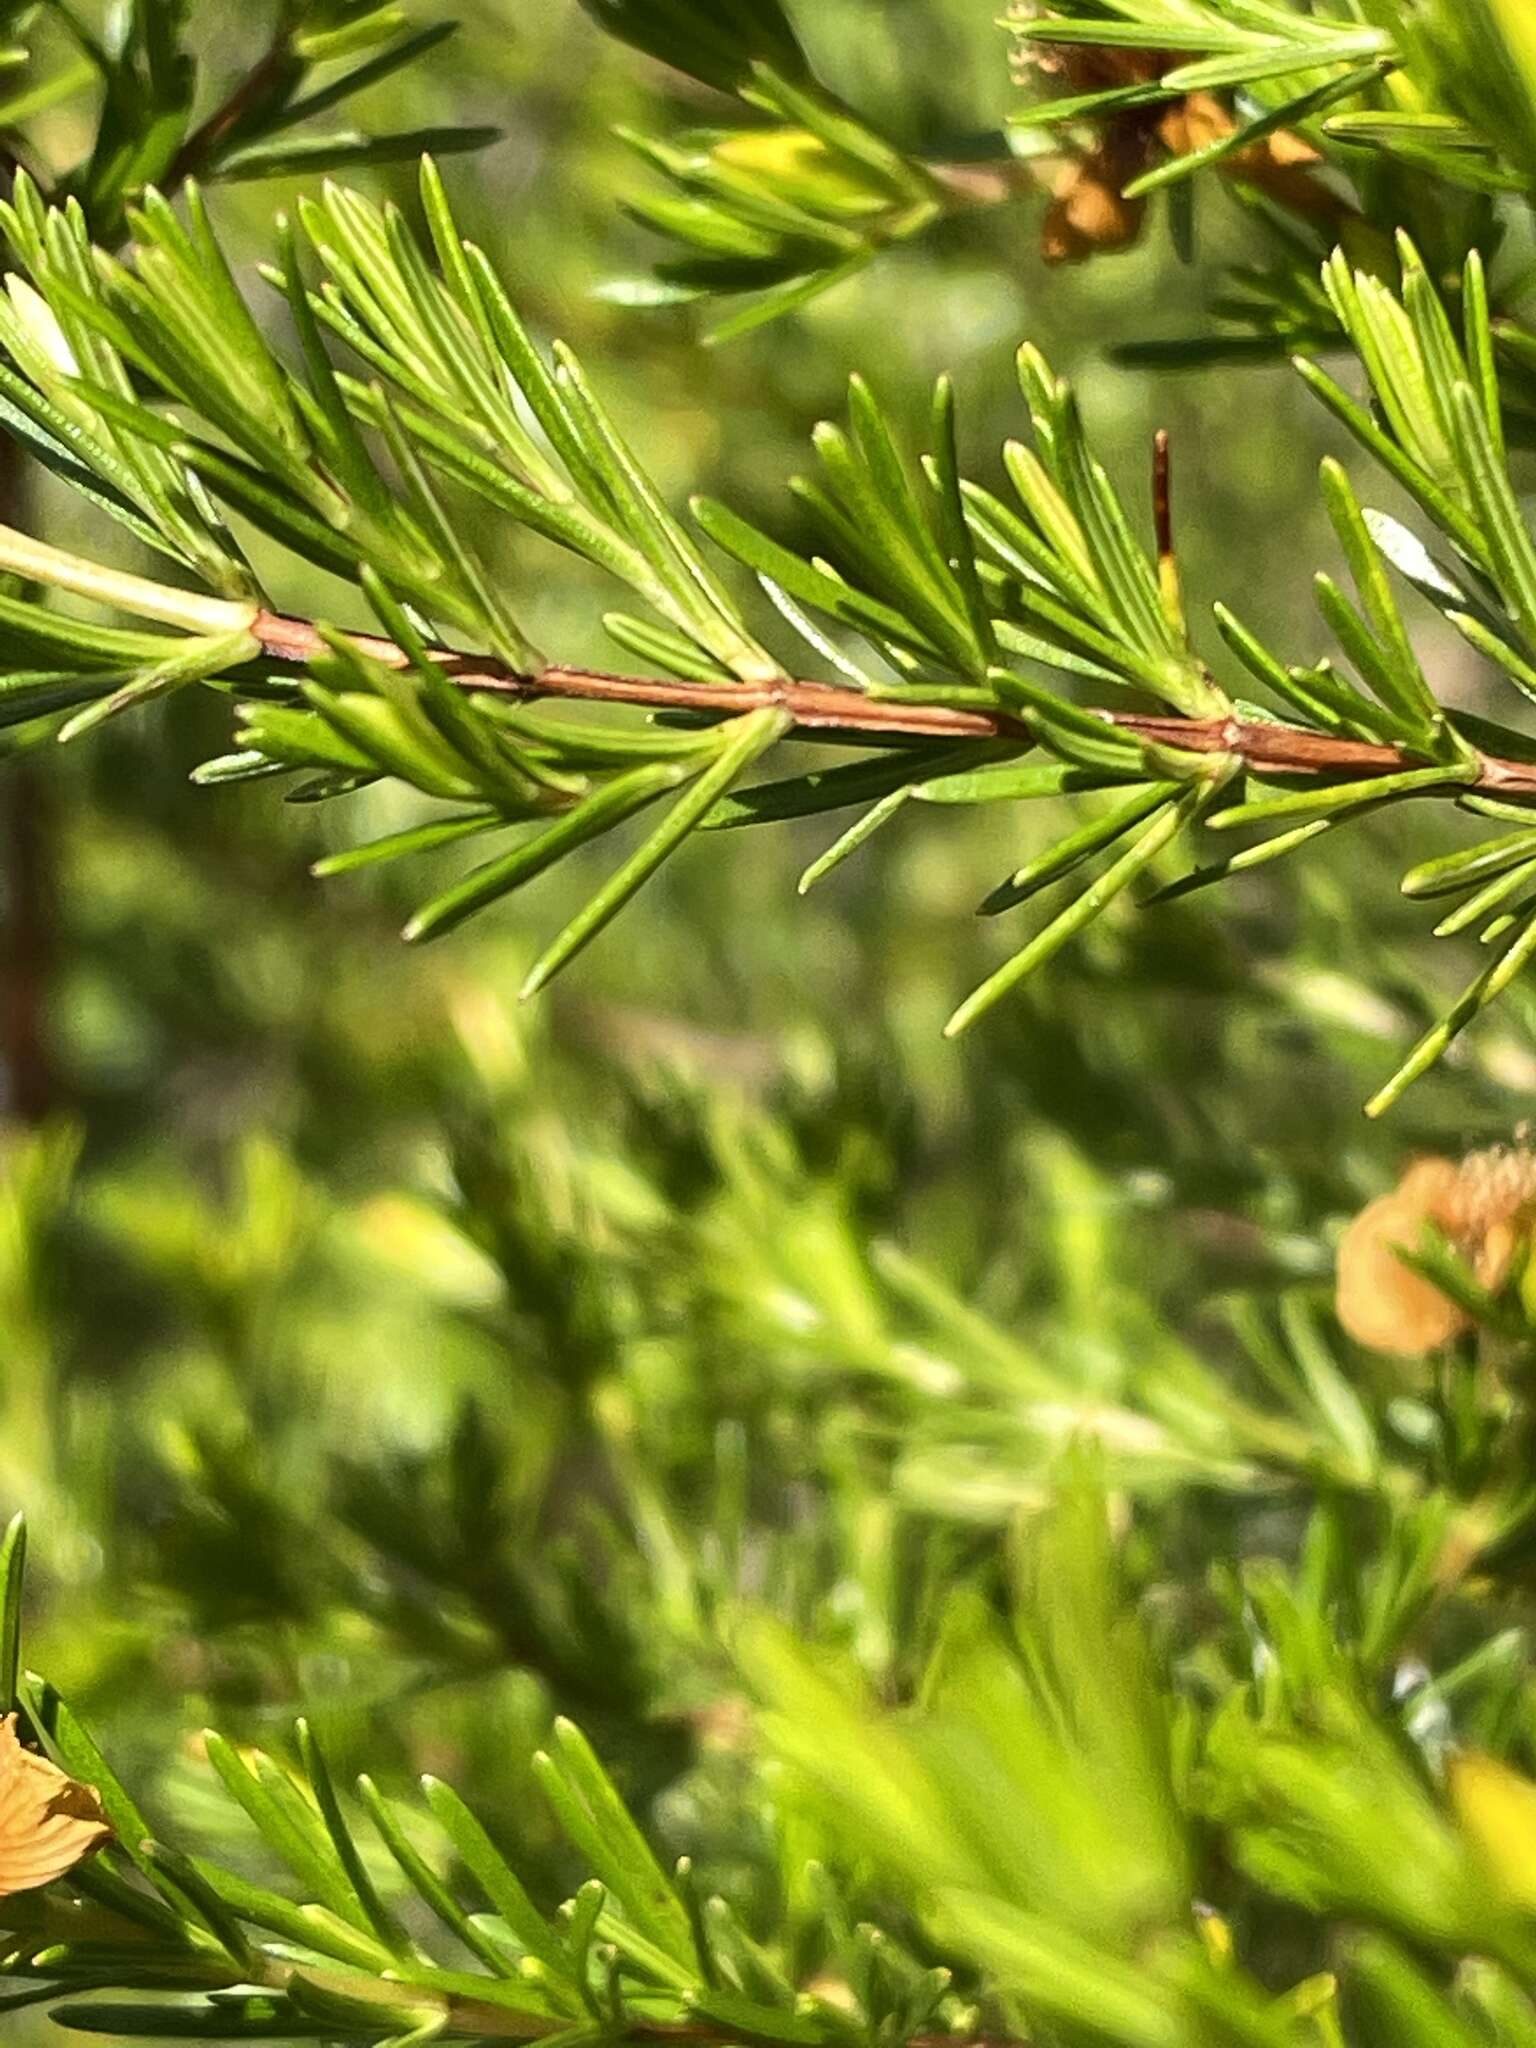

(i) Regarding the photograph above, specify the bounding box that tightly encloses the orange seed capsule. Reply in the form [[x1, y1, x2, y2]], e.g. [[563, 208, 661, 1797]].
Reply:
[[1336, 1182, 1469, 1356], [1336, 1145, 1536, 1355]]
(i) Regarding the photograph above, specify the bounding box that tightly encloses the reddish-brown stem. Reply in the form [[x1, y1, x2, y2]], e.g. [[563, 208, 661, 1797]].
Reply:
[[166, 36, 297, 188], [253, 609, 1536, 797]]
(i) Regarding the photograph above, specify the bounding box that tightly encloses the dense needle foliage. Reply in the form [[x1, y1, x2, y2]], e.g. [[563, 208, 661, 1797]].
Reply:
[[10, 3, 1536, 2046]]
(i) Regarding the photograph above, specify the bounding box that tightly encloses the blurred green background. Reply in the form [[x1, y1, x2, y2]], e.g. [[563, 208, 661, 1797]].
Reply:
[[4, 1, 1536, 2036]]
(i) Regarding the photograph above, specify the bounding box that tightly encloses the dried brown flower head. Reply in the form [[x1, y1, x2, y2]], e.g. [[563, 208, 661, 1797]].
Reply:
[[1336, 1144, 1536, 1355], [1008, 7, 1340, 265], [0, 1715, 111, 1898]]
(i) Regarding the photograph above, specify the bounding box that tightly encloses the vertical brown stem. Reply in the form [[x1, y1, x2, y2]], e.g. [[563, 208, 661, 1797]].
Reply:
[[1152, 427, 1186, 640], [1152, 428, 1174, 566], [0, 434, 56, 1121], [1, 767, 56, 1121]]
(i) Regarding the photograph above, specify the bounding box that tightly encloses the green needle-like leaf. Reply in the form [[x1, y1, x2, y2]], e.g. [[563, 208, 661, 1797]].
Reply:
[[0, 1514, 23, 1711], [520, 710, 788, 994], [403, 764, 683, 942], [945, 778, 1221, 1038], [1367, 906, 1536, 1115], [420, 1778, 568, 1973]]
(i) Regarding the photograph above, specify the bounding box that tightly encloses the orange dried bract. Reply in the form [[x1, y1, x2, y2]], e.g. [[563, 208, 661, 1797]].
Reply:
[[1042, 147, 1147, 263], [0, 1715, 111, 1898], [1157, 91, 1231, 158]]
